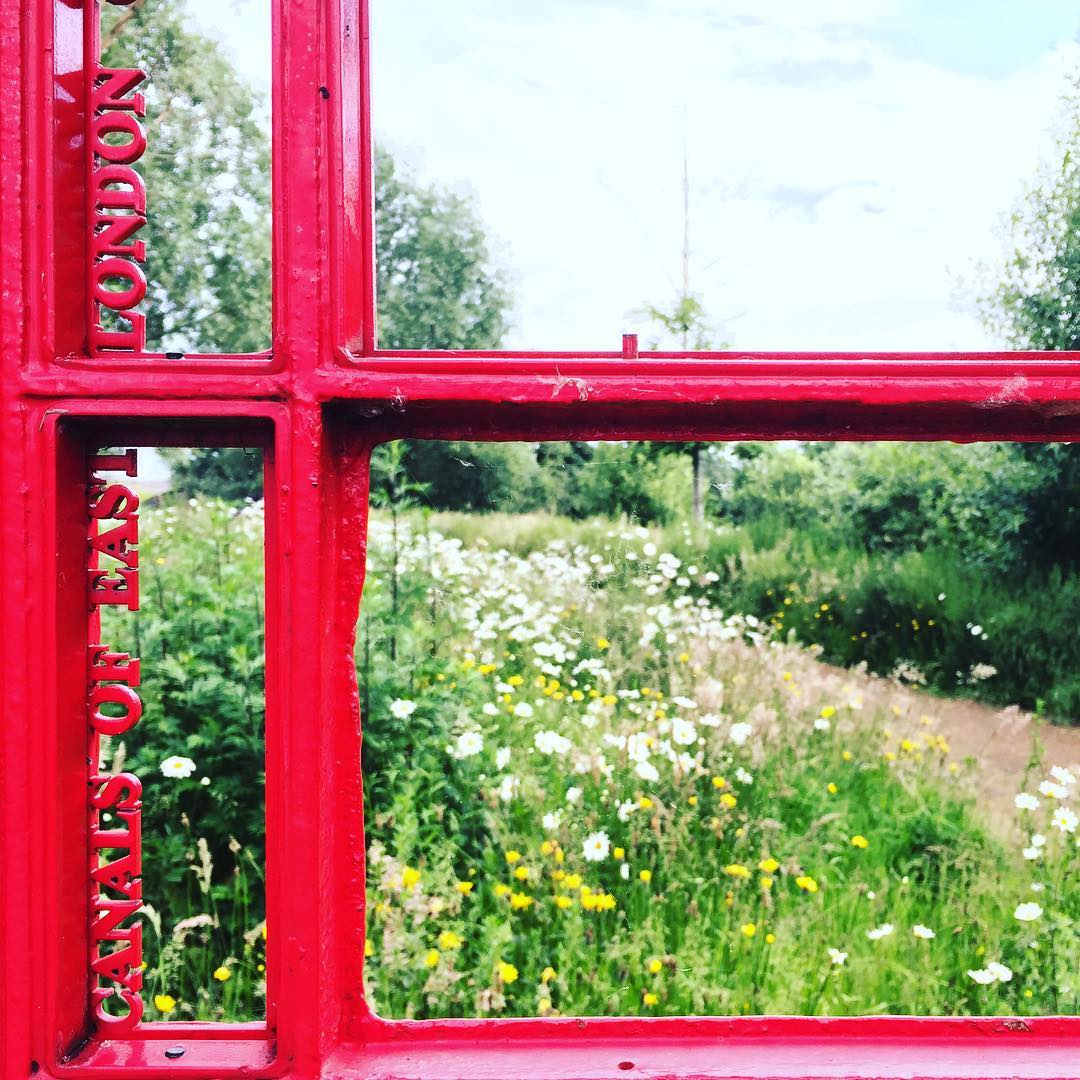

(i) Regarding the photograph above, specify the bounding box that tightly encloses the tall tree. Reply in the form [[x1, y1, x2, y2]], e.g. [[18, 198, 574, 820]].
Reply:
[[106, 3, 513, 500], [635, 155, 726, 522], [635, 292, 716, 521], [170, 147, 515, 498], [374, 147, 511, 350], [978, 76, 1080, 351], [978, 72, 1080, 569]]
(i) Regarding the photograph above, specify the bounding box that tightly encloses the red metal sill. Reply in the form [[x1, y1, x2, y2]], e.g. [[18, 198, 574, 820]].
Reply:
[[42, 1017, 1080, 1079], [54, 1024, 276, 1078], [329, 1016, 1080, 1080]]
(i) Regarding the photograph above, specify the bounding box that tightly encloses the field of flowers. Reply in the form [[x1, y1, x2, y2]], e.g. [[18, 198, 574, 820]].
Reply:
[[115, 498, 1078, 1021], [360, 512, 1079, 1019]]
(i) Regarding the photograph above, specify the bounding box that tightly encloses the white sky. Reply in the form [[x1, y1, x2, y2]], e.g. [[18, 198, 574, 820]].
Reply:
[[186, 0, 1080, 352]]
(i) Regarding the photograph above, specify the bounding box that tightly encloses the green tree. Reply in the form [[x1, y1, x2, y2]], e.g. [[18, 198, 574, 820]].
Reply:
[[102, 0, 271, 354], [978, 76, 1080, 351], [170, 146, 514, 497], [978, 73, 1080, 570], [165, 447, 265, 502], [374, 147, 511, 349], [383, 441, 543, 514]]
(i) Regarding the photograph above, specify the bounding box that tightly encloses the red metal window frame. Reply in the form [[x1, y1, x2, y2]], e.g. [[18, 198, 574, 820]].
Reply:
[[1, 2, 1079, 1078]]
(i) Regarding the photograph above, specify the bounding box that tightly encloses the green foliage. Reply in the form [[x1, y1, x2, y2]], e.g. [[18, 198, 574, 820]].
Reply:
[[978, 74, 1080, 351], [100, 497, 267, 1018], [375, 147, 511, 349], [167, 447, 264, 502], [975, 70, 1080, 571], [101, 0, 271, 353], [565, 441, 693, 524], [723, 442, 1040, 572], [388, 441, 545, 514], [723, 443, 835, 528], [362, 440, 697, 524]]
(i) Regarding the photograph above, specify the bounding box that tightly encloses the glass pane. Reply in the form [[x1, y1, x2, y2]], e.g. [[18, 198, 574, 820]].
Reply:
[[370, 2, 1079, 351], [98, 0, 271, 354], [97, 447, 267, 1021], [359, 439, 1080, 1018]]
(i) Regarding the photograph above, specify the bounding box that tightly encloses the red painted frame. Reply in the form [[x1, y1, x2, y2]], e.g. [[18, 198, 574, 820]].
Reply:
[[1, 1, 1078, 1077]]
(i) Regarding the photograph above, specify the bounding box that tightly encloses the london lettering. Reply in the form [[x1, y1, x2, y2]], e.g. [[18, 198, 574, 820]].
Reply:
[[89, 61, 148, 353], [87, 450, 144, 1032]]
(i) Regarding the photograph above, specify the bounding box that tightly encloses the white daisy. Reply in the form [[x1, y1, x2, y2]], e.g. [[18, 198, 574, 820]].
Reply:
[[160, 755, 196, 779], [582, 830, 610, 863], [671, 718, 697, 746], [453, 731, 483, 758], [1039, 780, 1069, 800], [534, 730, 571, 755], [634, 760, 660, 783]]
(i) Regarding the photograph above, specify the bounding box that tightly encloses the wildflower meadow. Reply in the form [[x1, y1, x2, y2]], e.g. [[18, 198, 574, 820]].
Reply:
[[114, 468, 1079, 1022], [359, 511, 1079, 1019]]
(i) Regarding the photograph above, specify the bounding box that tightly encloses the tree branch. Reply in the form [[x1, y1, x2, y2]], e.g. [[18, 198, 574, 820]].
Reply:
[[100, 0, 147, 55]]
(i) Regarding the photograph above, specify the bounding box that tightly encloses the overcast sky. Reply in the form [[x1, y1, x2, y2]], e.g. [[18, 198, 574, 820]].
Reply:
[[188, 0, 1080, 352]]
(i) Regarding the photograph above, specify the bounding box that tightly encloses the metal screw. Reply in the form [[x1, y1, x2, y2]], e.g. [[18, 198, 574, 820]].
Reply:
[[164, 1046, 186, 1059]]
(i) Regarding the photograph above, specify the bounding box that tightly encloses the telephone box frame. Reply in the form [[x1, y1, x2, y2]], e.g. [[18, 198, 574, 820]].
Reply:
[[1, 1, 1079, 1078]]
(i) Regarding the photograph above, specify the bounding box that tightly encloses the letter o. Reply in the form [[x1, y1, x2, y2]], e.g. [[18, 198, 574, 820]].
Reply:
[[89, 684, 143, 736], [91, 113, 147, 165], [93, 259, 147, 311]]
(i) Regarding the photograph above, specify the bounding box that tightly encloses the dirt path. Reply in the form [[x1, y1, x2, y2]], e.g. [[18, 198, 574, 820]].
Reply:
[[812, 661, 1080, 833], [894, 684, 1080, 827], [696, 637, 1080, 835]]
